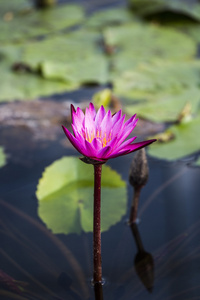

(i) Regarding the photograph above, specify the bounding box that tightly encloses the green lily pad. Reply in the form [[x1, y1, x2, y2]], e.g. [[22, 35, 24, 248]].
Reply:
[[0, 1, 84, 43], [0, 147, 6, 167], [104, 23, 196, 72], [114, 61, 200, 122], [0, 29, 108, 101], [128, 0, 200, 22], [148, 114, 200, 160], [0, 61, 77, 102], [86, 7, 134, 28], [19, 31, 109, 84], [0, 0, 31, 18], [181, 24, 200, 43], [124, 88, 200, 122], [113, 60, 200, 95], [36, 157, 127, 235]]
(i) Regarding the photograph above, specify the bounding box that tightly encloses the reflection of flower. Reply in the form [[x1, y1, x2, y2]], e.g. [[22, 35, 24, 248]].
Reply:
[[62, 103, 156, 162]]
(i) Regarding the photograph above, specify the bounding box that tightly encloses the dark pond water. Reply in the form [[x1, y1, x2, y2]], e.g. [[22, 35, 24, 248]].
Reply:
[[0, 107, 200, 300]]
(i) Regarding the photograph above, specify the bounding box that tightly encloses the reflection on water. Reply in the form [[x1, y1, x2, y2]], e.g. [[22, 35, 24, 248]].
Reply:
[[130, 223, 154, 293], [0, 125, 200, 299]]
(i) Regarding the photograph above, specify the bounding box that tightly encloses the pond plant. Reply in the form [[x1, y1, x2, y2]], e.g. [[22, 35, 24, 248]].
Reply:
[[62, 102, 156, 285]]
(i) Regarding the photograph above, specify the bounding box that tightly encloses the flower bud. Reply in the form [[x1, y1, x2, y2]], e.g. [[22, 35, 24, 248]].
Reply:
[[129, 148, 149, 189]]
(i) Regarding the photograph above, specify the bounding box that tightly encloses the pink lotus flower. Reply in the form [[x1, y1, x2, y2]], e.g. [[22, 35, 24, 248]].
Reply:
[[62, 103, 156, 162]]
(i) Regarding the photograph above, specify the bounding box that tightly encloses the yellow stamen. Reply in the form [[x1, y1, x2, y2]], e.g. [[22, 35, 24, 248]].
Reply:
[[84, 129, 112, 147]]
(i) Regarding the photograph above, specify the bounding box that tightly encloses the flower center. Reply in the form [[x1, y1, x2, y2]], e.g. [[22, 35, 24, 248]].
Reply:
[[84, 129, 111, 147]]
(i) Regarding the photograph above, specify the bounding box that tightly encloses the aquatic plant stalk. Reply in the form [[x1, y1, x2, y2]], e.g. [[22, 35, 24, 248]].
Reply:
[[93, 164, 103, 283]]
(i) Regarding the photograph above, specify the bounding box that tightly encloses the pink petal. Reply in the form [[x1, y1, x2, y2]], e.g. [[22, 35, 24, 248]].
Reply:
[[124, 114, 137, 127], [122, 139, 157, 153], [107, 149, 131, 159], [100, 110, 112, 140], [111, 114, 126, 139], [108, 139, 156, 159], [112, 136, 137, 154], [91, 137, 102, 152], [62, 126, 86, 155], [89, 102, 96, 120], [84, 140, 97, 157], [115, 120, 138, 147], [112, 110, 122, 125], [71, 104, 76, 123], [106, 136, 118, 150], [71, 119, 84, 135], [95, 105, 106, 127], [84, 107, 96, 138], [75, 107, 85, 123], [97, 146, 112, 159]]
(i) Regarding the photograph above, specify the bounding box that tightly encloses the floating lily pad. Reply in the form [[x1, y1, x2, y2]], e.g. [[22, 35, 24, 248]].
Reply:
[[128, 0, 200, 23], [36, 157, 127, 235], [113, 60, 200, 95], [0, 1, 84, 43], [0, 0, 31, 18], [0, 29, 108, 101], [0, 147, 6, 167], [124, 88, 200, 122], [104, 23, 196, 72], [148, 114, 200, 160], [86, 7, 134, 28], [114, 61, 200, 122], [20, 31, 109, 84], [0, 61, 77, 102]]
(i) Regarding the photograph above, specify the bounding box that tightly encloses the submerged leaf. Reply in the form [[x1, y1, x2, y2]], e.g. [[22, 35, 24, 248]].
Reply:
[[36, 157, 127, 234]]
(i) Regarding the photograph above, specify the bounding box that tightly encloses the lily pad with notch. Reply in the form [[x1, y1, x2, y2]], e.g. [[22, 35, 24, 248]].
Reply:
[[36, 157, 127, 235]]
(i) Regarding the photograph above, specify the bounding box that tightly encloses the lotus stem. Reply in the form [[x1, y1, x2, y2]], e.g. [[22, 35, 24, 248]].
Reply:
[[93, 163, 103, 284]]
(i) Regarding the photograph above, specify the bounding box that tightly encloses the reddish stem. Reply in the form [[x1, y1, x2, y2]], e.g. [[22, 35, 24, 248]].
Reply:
[[93, 164, 103, 284]]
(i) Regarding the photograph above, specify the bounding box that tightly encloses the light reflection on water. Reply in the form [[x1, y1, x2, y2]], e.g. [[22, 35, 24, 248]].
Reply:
[[0, 127, 200, 299]]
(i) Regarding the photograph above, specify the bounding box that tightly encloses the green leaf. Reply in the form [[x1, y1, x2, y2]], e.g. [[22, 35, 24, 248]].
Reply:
[[20, 31, 109, 85], [86, 7, 134, 28], [36, 157, 127, 235], [0, 0, 31, 18], [0, 147, 6, 168], [114, 61, 200, 122], [148, 114, 200, 160], [0, 2, 84, 43], [0, 62, 77, 102], [128, 0, 200, 22], [104, 23, 196, 73], [124, 88, 200, 122]]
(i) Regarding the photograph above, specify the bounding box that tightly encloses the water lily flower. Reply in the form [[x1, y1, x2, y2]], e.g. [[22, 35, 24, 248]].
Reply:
[[62, 103, 156, 162]]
